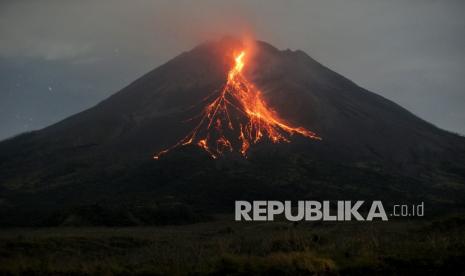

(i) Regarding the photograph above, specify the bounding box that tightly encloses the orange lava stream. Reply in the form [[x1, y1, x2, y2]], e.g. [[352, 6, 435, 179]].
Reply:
[[154, 50, 320, 159]]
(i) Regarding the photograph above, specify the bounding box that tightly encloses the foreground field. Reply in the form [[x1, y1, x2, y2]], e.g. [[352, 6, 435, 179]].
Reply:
[[0, 214, 464, 275]]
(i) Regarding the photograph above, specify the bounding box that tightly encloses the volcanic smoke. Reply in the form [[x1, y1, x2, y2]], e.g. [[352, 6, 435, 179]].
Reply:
[[154, 50, 321, 159]]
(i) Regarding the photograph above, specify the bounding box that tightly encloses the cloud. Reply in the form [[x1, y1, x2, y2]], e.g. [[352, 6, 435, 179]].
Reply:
[[0, 38, 91, 61]]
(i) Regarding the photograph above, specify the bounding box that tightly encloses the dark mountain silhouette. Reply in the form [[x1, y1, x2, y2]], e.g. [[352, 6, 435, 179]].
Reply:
[[1, 37, 465, 226]]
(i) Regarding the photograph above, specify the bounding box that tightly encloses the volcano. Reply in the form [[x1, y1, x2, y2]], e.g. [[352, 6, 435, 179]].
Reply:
[[1, 37, 465, 225]]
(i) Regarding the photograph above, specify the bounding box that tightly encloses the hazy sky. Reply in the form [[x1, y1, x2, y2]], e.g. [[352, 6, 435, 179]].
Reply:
[[1, 0, 464, 140]]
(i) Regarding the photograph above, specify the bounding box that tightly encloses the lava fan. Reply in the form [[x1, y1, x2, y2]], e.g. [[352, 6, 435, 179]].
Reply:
[[154, 50, 321, 159]]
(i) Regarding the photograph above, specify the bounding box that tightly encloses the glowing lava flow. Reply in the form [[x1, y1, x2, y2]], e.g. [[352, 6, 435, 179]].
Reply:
[[154, 50, 321, 159]]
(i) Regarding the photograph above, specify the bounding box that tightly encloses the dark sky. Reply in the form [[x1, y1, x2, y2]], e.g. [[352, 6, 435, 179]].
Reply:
[[1, 0, 464, 140]]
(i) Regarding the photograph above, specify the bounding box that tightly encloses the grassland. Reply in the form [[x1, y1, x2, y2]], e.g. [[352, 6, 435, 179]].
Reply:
[[0, 214, 464, 275]]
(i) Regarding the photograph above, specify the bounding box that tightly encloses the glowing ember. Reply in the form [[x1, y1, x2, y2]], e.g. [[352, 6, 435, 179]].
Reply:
[[154, 50, 321, 159]]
